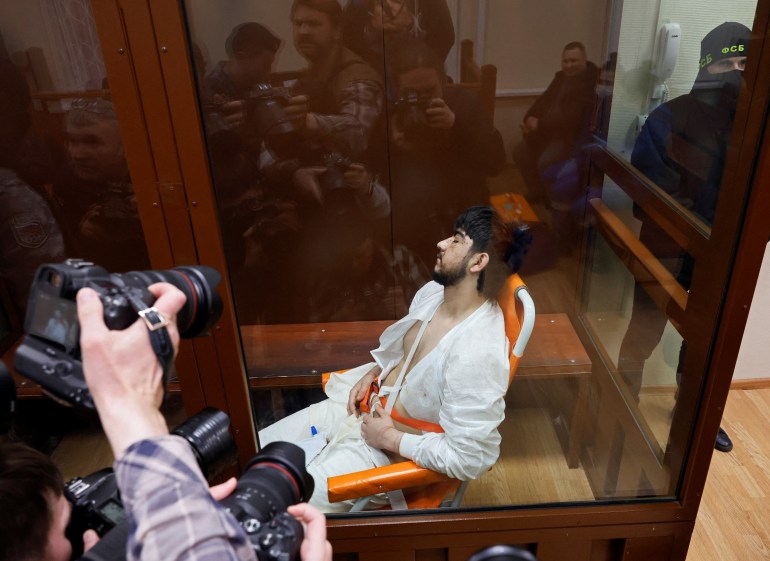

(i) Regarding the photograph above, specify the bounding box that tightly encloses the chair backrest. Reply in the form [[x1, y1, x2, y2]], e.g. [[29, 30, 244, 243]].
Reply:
[[497, 274, 535, 383], [452, 39, 498, 123]]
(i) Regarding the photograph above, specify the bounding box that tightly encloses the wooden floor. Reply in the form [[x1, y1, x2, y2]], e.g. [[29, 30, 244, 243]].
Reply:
[[686, 387, 770, 561], [44, 387, 770, 559]]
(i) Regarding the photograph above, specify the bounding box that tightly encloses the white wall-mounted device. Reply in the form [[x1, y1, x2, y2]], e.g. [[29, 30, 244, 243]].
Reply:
[[652, 23, 681, 81]]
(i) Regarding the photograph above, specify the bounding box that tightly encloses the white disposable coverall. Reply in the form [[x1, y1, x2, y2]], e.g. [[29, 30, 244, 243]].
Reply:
[[258, 281, 509, 511]]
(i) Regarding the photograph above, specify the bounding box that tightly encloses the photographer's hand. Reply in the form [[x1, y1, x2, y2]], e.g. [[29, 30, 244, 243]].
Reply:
[[426, 98, 455, 130], [285, 95, 319, 133], [286, 503, 333, 561], [343, 163, 372, 196], [77, 283, 186, 458], [293, 166, 326, 204]]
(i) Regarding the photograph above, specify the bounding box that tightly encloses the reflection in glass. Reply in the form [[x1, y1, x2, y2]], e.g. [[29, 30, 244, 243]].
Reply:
[[1, 4, 150, 323], [184, 0, 758, 514]]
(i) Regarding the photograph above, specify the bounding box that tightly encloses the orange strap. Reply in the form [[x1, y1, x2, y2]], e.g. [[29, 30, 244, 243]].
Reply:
[[384, 396, 444, 433], [358, 379, 444, 433]]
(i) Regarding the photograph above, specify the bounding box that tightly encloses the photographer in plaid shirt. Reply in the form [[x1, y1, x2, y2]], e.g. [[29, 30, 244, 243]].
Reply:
[[74, 282, 332, 561]]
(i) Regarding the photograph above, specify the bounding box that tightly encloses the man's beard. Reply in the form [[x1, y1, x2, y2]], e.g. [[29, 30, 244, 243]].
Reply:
[[432, 255, 471, 287]]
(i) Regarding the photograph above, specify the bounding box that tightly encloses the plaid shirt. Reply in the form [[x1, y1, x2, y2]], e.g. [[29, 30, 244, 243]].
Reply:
[[312, 79, 383, 157], [115, 435, 255, 561]]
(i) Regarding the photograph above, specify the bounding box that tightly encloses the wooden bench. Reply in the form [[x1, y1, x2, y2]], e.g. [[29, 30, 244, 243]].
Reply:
[[241, 313, 591, 468], [3, 313, 591, 467]]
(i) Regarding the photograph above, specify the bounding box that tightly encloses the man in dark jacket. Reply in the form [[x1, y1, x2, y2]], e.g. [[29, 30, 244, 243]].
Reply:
[[618, 22, 751, 453], [512, 41, 599, 244]]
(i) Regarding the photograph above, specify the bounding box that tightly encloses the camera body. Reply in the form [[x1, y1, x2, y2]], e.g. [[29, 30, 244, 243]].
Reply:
[[65, 468, 125, 539], [247, 83, 298, 149], [13, 259, 222, 408], [221, 442, 314, 561], [67, 408, 238, 559], [319, 151, 353, 192], [394, 89, 431, 137]]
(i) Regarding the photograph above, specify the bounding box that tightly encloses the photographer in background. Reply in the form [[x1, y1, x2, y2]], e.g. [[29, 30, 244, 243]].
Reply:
[[0, 442, 99, 561], [386, 39, 505, 272], [71, 282, 330, 560]]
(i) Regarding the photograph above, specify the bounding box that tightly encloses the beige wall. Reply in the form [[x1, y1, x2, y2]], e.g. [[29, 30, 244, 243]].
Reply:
[[185, 0, 305, 73], [734, 244, 770, 381], [607, 0, 756, 155]]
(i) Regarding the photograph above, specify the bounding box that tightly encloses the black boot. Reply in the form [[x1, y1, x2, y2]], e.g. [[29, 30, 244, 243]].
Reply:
[[715, 427, 733, 452]]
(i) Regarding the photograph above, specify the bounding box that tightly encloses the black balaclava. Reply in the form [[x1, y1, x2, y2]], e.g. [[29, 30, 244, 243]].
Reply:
[[691, 22, 750, 110]]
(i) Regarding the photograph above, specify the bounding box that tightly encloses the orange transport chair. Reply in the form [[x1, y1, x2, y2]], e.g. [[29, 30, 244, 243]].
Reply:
[[322, 274, 536, 511]]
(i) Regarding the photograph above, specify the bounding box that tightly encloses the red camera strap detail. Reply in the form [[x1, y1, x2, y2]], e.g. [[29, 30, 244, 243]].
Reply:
[[253, 462, 301, 499]]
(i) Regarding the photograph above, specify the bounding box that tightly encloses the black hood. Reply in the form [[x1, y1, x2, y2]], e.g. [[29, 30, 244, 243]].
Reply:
[[691, 22, 750, 109]]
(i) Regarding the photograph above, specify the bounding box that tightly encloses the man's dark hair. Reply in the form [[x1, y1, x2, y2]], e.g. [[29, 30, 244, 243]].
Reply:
[[291, 0, 343, 27], [389, 38, 445, 83], [0, 442, 64, 561], [225, 22, 281, 57], [563, 41, 587, 54], [453, 206, 532, 297]]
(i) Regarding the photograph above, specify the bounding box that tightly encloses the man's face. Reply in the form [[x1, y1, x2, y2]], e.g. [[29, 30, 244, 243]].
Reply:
[[67, 120, 127, 183], [561, 48, 587, 77], [433, 229, 474, 287], [292, 6, 340, 62], [44, 494, 72, 561], [397, 67, 443, 100], [707, 55, 747, 74]]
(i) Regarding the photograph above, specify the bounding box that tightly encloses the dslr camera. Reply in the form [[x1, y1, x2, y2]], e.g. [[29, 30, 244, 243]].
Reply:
[[71, 408, 315, 561], [393, 88, 431, 137], [246, 83, 299, 154], [13, 258, 222, 408], [319, 151, 353, 193], [66, 407, 238, 557]]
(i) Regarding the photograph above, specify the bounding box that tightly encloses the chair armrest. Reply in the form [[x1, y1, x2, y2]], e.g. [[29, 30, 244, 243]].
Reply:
[[328, 461, 453, 503]]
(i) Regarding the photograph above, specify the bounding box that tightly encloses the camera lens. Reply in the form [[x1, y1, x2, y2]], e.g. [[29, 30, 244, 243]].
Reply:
[[172, 407, 237, 479], [220, 442, 314, 524], [123, 265, 223, 338]]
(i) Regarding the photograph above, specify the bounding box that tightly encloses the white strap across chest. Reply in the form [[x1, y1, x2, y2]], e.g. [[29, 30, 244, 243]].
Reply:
[[377, 304, 438, 414]]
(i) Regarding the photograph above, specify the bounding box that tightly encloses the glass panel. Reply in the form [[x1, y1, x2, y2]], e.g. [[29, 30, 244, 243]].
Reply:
[[579, 0, 758, 498], [605, 1, 757, 232], [182, 0, 759, 515], [0, 5, 169, 550]]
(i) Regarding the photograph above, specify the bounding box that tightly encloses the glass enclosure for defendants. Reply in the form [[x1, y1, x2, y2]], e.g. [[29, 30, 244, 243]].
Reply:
[[178, 0, 759, 508], [3, 0, 770, 559]]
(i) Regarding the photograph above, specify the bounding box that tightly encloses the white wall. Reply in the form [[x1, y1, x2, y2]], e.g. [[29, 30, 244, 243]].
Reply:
[[607, 0, 756, 155], [185, 0, 305, 73], [734, 243, 770, 380]]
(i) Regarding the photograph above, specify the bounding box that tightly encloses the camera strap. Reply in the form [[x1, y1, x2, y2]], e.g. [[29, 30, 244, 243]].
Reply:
[[125, 293, 175, 382]]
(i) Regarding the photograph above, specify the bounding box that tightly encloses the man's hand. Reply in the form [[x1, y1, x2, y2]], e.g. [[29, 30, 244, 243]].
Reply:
[[521, 116, 539, 135], [83, 529, 100, 553], [343, 163, 372, 196], [426, 98, 455, 129], [77, 283, 186, 458], [371, 0, 413, 32], [209, 477, 237, 501], [219, 100, 247, 129], [293, 167, 326, 204], [286, 503, 332, 561], [361, 403, 403, 453], [285, 95, 319, 133], [347, 365, 381, 416]]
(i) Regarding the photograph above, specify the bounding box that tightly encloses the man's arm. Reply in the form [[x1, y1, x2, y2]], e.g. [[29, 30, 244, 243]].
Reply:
[[305, 81, 383, 156], [77, 285, 255, 561], [631, 105, 683, 198], [524, 72, 562, 122]]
